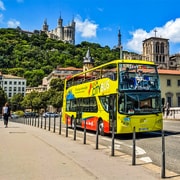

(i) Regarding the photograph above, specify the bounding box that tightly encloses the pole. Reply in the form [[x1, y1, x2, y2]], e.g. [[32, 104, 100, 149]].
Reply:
[[74, 118, 76, 141], [132, 126, 136, 165], [111, 95, 115, 156], [53, 116, 56, 133], [83, 120, 86, 144], [59, 115, 62, 135], [66, 117, 68, 137], [48, 116, 50, 131], [96, 120, 99, 149], [161, 130, 166, 178]]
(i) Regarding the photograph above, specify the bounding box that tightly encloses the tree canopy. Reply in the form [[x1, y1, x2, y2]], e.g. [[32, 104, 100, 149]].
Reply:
[[0, 28, 121, 87]]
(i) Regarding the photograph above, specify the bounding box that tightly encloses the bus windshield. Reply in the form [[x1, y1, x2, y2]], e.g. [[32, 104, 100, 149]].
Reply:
[[119, 63, 159, 91], [118, 63, 161, 115]]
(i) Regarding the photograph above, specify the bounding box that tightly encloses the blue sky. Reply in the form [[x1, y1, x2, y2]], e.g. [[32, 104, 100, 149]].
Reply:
[[0, 0, 180, 55]]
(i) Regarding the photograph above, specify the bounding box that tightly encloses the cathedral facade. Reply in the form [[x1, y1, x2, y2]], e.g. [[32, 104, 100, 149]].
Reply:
[[42, 16, 75, 45]]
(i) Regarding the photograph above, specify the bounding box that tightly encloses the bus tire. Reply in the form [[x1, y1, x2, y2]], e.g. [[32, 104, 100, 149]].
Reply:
[[98, 119, 104, 136]]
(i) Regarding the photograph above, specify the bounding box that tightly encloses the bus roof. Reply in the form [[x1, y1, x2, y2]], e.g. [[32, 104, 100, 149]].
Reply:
[[65, 59, 156, 80]]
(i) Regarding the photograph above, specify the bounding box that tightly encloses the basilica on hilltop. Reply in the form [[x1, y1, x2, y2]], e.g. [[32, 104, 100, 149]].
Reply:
[[42, 16, 75, 45]]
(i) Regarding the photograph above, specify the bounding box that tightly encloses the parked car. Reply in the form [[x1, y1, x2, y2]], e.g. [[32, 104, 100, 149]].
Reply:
[[11, 113, 19, 119], [24, 112, 39, 118], [42, 112, 60, 118]]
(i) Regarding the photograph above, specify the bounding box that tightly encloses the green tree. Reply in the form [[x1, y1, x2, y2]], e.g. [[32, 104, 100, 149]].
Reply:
[[49, 78, 64, 91], [10, 93, 24, 111], [0, 87, 7, 111]]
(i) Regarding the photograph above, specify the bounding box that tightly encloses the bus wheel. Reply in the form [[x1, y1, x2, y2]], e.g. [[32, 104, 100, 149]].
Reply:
[[98, 120, 104, 136]]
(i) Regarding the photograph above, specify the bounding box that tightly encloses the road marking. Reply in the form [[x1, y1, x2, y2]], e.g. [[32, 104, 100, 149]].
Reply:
[[135, 146, 146, 155], [139, 156, 152, 163]]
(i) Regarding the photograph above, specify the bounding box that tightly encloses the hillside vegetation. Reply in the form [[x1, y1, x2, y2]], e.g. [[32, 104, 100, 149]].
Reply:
[[0, 28, 122, 87]]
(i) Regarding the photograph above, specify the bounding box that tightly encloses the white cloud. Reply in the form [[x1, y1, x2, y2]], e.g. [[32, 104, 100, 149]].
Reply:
[[75, 15, 98, 38], [7, 19, 20, 28], [0, 0, 5, 10], [126, 18, 180, 53]]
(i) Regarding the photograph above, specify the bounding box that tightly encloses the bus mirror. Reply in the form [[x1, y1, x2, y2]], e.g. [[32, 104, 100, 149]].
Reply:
[[162, 98, 165, 106]]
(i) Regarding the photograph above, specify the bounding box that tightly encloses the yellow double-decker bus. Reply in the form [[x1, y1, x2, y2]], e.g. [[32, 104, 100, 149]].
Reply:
[[62, 59, 163, 135]]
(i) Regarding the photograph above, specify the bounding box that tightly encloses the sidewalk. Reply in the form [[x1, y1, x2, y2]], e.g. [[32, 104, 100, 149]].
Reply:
[[0, 121, 178, 180]]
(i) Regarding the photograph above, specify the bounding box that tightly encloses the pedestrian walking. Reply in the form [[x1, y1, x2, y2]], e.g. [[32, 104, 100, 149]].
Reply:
[[2, 102, 11, 128]]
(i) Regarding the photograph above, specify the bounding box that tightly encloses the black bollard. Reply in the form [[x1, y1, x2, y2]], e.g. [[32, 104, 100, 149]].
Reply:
[[96, 121, 99, 149], [83, 120, 86, 144], [53, 116, 56, 133], [66, 117, 68, 137], [111, 118, 115, 156], [73, 117, 76, 141], [59, 115, 62, 135], [161, 130, 166, 178], [48, 116, 51, 131], [132, 126, 136, 165], [37, 116, 39, 128], [44, 116, 46, 129], [40, 115, 43, 128], [34, 116, 36, 127]]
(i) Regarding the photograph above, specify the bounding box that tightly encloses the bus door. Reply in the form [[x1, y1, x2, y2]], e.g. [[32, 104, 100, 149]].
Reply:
[[109, 94, 117, 132], [76, 99, 82, 126]]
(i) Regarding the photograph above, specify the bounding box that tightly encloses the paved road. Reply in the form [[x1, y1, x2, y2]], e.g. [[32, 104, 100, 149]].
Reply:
[[0, 120, 179, 180]]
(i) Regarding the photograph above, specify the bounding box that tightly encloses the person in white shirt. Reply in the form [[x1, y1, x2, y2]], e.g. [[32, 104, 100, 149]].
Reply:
[[136, 70, 144, 83]]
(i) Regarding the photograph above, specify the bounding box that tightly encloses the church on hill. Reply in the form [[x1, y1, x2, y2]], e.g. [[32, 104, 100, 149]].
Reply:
[[42, 16, 75, 45]]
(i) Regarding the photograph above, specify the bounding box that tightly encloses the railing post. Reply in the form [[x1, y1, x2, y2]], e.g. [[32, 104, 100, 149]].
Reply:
[[44, 116, 46, 129], [161, 130, 166, 178], [53, 116, 56, 133], [37, 115, 39, 127], [40, 115, 43, 128], [111, 118, 115, 156], [34, 116, 36, 127], [66, 117, 68, 137], [59, 115, 62, 135], [132, 126, 136, 165], [73, 117, 76, 141], [83, 120, 86, 144], [96, 120, 99, 149], [48, 116, 51, 131]]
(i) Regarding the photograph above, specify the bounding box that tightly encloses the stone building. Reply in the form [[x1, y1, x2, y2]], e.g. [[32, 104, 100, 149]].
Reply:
[[142, 36, 169, 69], [42, 16, 75, 45]]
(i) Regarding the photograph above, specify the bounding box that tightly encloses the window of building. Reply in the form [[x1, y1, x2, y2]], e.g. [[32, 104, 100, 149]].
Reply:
[[18, 87, 21, 91], [9, 93, 12, 98], [4, 81, 7, 85], [178, 80, 180, 86], [161, 42, 164, 54], [156, 55, 158, 63], [9, 81, 12, 85], [162, 56, 165, 62], [156, 42, 159, 53], [14, 81, 17, 85], [18, 81, 21, 85], [9, 87, 12, 91], [22, 87, 25, 91], [14, 87, 17, 91], [178, 96, 180, 107], [167, 79, 171, 86]]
